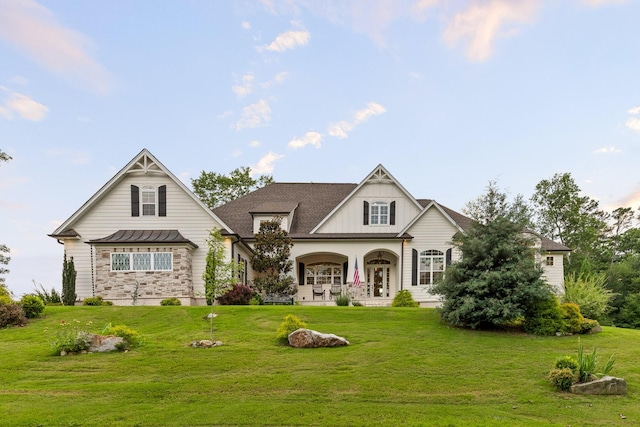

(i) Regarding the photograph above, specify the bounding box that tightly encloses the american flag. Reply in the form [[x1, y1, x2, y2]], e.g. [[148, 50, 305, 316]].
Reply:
[[353, 258, 361, 287]]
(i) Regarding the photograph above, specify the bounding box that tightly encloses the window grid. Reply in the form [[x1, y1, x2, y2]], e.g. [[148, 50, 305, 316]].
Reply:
[[370, 203, 389, 225], [419, 250, 444, 285], [141, 186, 156, 216], [306, 263, 342, 286], [110, 252, 173, 271]]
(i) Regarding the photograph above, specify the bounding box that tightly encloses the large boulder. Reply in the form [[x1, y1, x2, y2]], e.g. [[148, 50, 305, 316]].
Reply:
[[88, 334, 124, 353], [570, 376, 627, 395], [288, 328, 349, 348]]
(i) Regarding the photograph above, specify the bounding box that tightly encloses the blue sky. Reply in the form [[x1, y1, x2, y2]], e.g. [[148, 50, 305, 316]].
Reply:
[[1, 0, 639, 297]]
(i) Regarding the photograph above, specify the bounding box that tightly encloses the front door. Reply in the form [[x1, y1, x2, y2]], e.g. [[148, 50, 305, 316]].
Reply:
[[367, 265, 390, 298]]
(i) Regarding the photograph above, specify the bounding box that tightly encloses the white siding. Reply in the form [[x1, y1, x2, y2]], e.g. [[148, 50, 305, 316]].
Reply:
[[402, 207, 460, 303], [62, 172, 224, 300], [316, 181, 422, 234]]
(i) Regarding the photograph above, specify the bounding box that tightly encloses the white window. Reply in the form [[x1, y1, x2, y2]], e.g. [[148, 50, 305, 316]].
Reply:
[[110, 252, 173, 271], [305, 263, 342, 286], [546, 256, 554, 266], [419, 250, 444, 285], [141, 185, 156, 216], [370, 202, 389, 225]]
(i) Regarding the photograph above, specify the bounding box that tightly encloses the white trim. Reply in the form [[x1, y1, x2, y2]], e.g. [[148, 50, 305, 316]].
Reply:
[[398, 200, 464, 237]]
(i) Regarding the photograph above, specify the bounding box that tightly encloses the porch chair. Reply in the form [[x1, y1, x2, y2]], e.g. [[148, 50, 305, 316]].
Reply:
[[312, 284, 325, 300], [329, 284, 342, 300]]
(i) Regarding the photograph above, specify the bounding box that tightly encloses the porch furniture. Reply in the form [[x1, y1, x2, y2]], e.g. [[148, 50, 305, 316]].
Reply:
[[312, 284, 325, 300], [329, 284, 342, 300]]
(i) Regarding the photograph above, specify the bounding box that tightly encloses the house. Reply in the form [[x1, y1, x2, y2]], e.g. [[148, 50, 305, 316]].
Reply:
[[49, 149, 569, 306]]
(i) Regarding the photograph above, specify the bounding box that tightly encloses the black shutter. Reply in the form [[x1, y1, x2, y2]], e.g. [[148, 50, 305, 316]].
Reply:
[[244, 259, 248, 284], [343, 261, 348, 284], [131, 185, 139, 217], [411, 249, 418, 286], [390, 201, 396, 225], [158, 185, 167, 217], [363, 201, 369, 225], [446, 248, 452, 266], [298, 262, 305, 286]]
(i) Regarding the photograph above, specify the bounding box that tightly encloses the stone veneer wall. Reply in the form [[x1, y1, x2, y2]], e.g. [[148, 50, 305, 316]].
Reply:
[[94, 246, 194, 304]]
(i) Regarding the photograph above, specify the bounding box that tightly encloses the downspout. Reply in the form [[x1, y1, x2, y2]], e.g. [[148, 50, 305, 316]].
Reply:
[[400, 240, 404, 290]]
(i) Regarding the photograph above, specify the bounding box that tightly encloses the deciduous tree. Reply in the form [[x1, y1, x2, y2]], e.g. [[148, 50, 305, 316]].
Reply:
[[191, 166, 273, 209]]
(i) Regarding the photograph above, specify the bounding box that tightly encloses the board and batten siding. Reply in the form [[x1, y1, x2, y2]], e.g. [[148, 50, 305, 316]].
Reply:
[[63, 173, 224, 300], [402, 207, 460, 303], [315, 181, 422, 234]]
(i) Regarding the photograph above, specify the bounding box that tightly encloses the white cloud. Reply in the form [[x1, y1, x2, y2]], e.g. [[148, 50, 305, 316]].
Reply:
[[265, 30, 310, 52], [250, 151, 284, 174], [594, 146, 621, 153], [235, 99, 271, 130], [1, 92, 49, 121], [0, 0, 112, 94], [242, 21, 251, 29], [232, 73, 255, 97], [288, 131, 323, 149], [626, 117, 640, 132], [217, 110, 234, 120], [327, 102, 386, 139], [249, 140, 261, 147], [442, 0, 538, 62], [261, 71, 289, 89], [628, 106, 640, 115], [232, 149, 243, 157]]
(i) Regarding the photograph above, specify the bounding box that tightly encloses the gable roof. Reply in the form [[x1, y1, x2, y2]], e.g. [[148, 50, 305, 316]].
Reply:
[[50, 148, 232, 238], [310, 164, 423, 233]]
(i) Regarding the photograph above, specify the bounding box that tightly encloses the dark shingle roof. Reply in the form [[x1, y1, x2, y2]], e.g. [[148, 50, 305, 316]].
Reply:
[[88, 230, 198, 248], [213, 183, 357, 239]]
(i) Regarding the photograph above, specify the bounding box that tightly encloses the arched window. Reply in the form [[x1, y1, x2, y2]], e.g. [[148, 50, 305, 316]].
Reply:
[[141, 185, 156, 216], [419, 250, 444, 285], [305, 262, 342, 286]]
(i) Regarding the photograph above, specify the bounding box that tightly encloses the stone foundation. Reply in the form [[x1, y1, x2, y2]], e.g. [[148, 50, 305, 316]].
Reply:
[[94, 246, 194, 304]]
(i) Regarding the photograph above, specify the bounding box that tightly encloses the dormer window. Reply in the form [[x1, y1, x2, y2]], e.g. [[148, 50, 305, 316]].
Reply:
[[141, 186, 156, 216]]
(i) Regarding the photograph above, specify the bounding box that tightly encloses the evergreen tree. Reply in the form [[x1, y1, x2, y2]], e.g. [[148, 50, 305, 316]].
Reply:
[[62, 253, 77, 306], [251, 217, 295, 295], [433, 184, 552, 329]]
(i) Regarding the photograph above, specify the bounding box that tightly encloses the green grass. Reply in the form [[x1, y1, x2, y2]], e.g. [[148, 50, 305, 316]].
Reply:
[[1, 306, 639, 426]]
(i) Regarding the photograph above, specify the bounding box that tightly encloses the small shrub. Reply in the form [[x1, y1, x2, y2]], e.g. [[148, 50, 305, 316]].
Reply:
[[249, 294, 263, 305], [0, 294, 13, 305], [547, 368, 576, 391], [0, 300, 27, 328], [576, 339, 615, 383], [580, 318, 600, 334], [32, 281, 62, 305], [391, 290, 419, 307], [160, 297, 182, 306], [50, 319, 93, 354], [83, 296, 113, 306], [560, 302, 584, 334], [217, 284, 253, 305], [276, 314, 307, 342], [523, 295, 564, 336], [102, 323, 143, 350], [351, 300, 363, 307], [554, 355, 578, 373], [21, 294, 45, 319], [334, 293, 350, 306]]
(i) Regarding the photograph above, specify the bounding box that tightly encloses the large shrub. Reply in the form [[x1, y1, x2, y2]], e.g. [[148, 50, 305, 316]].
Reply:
[[562, 272, 615, 320], [102, 323, 144, 351], [559, 302, 585, 334], [391, 290, 419, 307], [21, 294, 45, 319], [0, 297, 27, 328], [62, 253, 77, 306], [523, 295, 565, 336], [217, 284, 253, 305]]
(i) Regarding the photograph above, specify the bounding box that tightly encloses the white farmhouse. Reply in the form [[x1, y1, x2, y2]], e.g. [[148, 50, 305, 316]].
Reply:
[[50, 149, 569, 306]]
